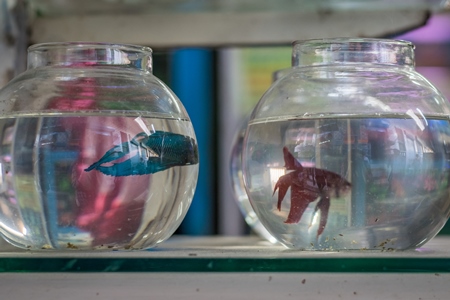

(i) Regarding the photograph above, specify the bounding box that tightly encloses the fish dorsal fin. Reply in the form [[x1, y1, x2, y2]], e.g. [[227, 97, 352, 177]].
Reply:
[[283, 146, 303, 171]]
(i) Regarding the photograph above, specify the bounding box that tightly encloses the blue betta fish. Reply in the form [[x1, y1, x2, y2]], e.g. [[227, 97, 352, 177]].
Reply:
[[85, 131, 198, 176]]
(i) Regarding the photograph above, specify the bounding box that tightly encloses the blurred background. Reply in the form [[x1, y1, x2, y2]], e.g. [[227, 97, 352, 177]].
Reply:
[[1, 0, 449, 236]]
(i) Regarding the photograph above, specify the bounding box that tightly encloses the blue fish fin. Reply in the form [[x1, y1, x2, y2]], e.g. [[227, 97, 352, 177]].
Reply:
[[84, 142, 133, 172], [96, 157, 171, 176]]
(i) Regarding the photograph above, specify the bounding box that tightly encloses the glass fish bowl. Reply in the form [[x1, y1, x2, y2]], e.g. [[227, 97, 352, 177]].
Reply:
[[0, 42, 199, 250], [230, 69, 291, 244], [242, 38, 450, 250]]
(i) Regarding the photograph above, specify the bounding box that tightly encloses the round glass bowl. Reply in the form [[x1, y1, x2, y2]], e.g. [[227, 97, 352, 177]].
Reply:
[[242, 38, 450, 250], [0, 42, 199, 250]]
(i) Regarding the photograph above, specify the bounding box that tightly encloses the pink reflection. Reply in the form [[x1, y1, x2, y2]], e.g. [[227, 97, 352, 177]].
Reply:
[[397, 14, 450, 43], [48, 72, 149, 247]]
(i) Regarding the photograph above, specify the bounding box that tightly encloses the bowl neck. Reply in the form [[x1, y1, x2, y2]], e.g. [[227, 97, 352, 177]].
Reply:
[[292, 38, 415, 68], [27, 42, 153, 72]]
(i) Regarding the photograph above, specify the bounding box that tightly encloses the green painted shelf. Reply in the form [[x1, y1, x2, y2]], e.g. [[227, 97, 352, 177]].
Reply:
[[0, 236, 449, 273]]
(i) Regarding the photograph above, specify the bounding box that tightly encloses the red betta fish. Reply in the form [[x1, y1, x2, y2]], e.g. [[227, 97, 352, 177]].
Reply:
[[273, 147, 351, 237]]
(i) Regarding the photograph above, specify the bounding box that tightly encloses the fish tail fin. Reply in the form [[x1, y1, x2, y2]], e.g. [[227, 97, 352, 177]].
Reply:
[[84, 164, 97, 172], [273, 174, 291, 211], [284, 197, 308, 224], [316, 194, 331, 237], [277, 191, 283, 212], [272, 182, 282, 211], [96, 165, 117, 176]]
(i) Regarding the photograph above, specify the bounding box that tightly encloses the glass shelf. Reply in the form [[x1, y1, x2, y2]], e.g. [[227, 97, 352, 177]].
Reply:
[[0, 236, 449, 273]]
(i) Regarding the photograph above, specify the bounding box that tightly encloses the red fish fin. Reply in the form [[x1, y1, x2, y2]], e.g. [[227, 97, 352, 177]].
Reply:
[[284, 184, 311, 224], [273, 173, 292, 211], [316, 193, 331, 237], [282, 146, 303, 171]]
